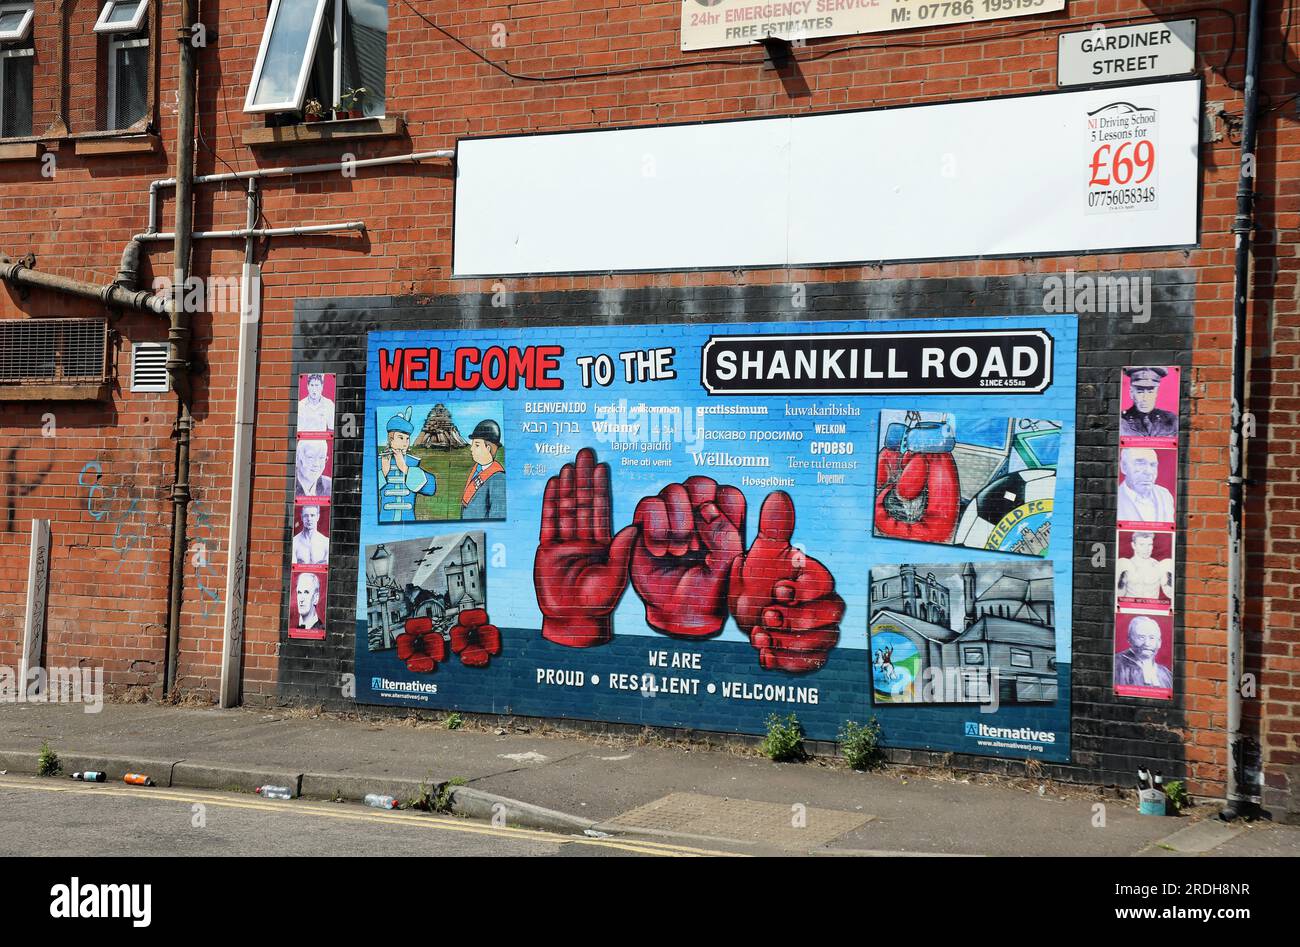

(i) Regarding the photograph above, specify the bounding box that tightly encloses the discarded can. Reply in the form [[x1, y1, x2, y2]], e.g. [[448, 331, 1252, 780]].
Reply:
[[123, 773, 154, 786], [72, 772, 106, 782], [364, 793, 399, 810], [256, 785, 293, 800]]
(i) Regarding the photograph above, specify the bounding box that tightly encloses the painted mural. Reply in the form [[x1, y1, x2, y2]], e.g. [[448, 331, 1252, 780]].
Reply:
[[868, 562, 1056, 705], [354, 315, 1078, 760]]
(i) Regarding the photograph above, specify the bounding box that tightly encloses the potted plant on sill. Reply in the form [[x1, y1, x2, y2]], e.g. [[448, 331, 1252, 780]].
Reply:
[[303, 99, 326, 123], [334, 87, 367, 120]]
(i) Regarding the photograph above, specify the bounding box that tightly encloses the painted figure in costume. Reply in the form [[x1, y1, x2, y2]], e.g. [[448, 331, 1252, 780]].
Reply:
[[461, 418, 505, 520], [380, 406, 436, 522]]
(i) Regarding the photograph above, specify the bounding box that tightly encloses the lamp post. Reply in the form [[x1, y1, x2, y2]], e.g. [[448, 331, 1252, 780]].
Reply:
[[367, 544, 400, 649]]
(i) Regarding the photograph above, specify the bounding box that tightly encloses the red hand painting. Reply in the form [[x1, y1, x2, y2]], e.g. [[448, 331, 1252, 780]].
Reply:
[[728, 491, 844, 673], [534, 447, 637, 648], [630, 477, 746, 637]]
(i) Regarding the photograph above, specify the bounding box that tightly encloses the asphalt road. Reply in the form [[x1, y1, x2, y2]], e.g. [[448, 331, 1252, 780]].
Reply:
[[0, 776, 734, 857]]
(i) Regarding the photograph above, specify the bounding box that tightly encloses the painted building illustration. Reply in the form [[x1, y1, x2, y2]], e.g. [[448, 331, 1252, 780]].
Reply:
[[869, 563, 1057, 705], [365, 532, 486, 652]]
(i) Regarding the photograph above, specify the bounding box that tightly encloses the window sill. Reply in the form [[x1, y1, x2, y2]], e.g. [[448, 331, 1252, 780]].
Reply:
[[73, 134, 161, 156], [0, 142, 41, 161], [0, 382, 112, 401], [243, 116, 405, 148]]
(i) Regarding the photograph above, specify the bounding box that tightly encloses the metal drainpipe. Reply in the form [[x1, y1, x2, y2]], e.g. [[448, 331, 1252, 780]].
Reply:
[[164, 0, 199, 696], [1222, 0, 1264, 822]]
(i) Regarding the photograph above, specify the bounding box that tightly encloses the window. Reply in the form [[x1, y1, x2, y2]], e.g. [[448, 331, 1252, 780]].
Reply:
[[0, 45, 32, 137], [95, 1, 149, 130], [107, 35, 147, 129], [94, 0, 148, 33], [1009, 648, 1033, 669], [245, 0, 386, 117], [961, 647, 986, 666], [0, 2, 33, 42]]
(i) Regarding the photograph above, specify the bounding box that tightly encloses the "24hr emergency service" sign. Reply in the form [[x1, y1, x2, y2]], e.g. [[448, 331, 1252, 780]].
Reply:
[[680, 0, 1064, 52]]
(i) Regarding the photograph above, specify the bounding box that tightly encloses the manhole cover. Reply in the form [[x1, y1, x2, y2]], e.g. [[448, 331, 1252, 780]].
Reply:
[[605, 792, 872, 851]]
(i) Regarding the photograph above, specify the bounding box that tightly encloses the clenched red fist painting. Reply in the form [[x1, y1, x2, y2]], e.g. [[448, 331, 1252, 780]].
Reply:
[[874, 448, 961, 543], [534, 447, 637, 647], [728, 491, 844, 673], [631, 477, 746, 637]]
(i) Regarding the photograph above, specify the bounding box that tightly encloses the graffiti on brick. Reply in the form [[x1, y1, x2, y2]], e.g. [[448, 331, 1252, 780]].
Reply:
[[78, 461, 147, 572]]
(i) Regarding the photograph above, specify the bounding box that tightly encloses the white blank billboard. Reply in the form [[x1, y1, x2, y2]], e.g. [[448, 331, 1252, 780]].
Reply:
[[453, 79, 1200, 277]]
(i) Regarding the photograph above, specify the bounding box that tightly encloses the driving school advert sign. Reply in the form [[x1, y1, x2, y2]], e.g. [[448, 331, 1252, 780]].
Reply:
[[356, 315, 1078, 761], [680, 0, 1065, 52]]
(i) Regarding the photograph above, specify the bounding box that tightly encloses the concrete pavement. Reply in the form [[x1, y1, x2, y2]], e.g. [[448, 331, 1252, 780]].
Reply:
[[1, 701, 1296, 856]]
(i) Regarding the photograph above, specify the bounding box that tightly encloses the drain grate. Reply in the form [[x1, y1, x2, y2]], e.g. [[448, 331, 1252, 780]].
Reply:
[[605, 792, 872, 851]]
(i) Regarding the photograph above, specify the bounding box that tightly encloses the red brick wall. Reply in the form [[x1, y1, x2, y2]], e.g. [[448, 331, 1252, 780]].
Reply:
[[0, 0, 1296, 802]]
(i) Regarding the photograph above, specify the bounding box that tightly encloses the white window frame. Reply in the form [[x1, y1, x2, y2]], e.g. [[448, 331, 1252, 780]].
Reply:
[[106, 35, 148, 131], [243, 0, 328, 114], [0, 46, 33, 138], [93, 0, 148, 34], [0, 2, 33, 43]]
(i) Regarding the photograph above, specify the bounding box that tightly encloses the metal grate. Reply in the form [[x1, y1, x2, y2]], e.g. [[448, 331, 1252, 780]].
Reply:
[[1, 52, 33, 138], [0, 318, 109, 384], [112, 41, 147, 129], [130, 340, 169, 392]]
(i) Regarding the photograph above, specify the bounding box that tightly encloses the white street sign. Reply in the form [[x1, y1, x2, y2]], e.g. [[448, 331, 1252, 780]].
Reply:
[[1058, 19, 1196, 87]]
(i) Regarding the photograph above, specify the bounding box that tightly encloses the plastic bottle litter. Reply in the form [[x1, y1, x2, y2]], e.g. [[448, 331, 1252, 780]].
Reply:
[[256, 785, 293, 800], [364, 793, 399, 810], [123, 773, 154, 786], [72, 772, 106, 782]]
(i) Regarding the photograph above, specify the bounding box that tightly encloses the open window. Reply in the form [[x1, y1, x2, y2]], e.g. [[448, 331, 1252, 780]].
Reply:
[[245, 0, 386, 118], [0, 2, 32, 138], [93, 0, 148, 33], [0, 2, 33, 42], [94, 0, 149, 130]]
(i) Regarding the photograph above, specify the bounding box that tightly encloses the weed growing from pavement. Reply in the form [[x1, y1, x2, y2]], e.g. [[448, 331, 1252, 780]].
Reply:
[[761, 713, 806, 763], [445, 712, 463, 730], [37, 742, 61, 777], [838, 718, 885, 771]]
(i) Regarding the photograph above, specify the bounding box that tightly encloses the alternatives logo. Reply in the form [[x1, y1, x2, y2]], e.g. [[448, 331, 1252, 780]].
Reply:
[[964, 721, 1057, 744]]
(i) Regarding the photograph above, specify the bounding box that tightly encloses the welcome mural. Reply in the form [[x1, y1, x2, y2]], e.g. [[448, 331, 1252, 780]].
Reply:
[[355, 315, 1078, 761]]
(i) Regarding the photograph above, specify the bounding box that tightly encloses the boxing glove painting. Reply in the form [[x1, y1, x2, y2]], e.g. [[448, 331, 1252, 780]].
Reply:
[[874, 417, 961, 544]]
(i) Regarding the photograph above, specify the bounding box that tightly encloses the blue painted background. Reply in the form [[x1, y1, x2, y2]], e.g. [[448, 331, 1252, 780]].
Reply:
[[356, 314, 1078, 761]]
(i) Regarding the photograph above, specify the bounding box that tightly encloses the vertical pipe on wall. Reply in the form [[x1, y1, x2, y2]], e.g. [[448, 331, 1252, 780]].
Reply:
[[1222, 0, 1264, 821], [164, 0, 199, 695], [219, 180, 261, 707]]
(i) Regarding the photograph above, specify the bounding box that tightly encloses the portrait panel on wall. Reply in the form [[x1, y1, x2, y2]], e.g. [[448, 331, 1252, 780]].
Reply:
[[297, 372, 337, 435], [1116, 445, 1177, 530], [1113, 612, 1174, 700], [868, 562, 1057, 706], [1119, 365, 1179, 446], [363, 532, 493, 670], [873, 411, 1059, 557], [289, 569, 327, 640], [292, 503, 331, 567], [1114, 529, 1175, 614], [294, 435, 334, 501], [375, 402, 506, 524]]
